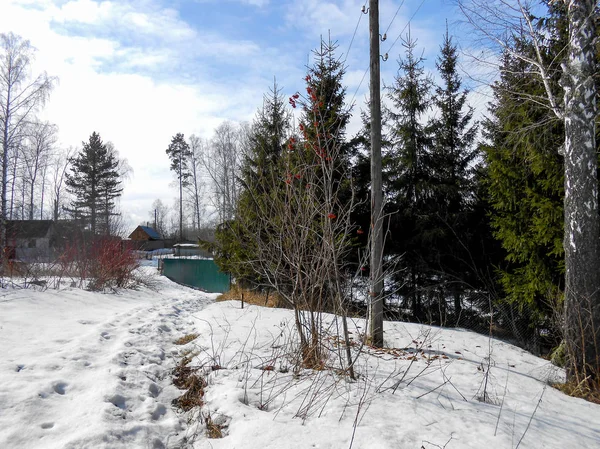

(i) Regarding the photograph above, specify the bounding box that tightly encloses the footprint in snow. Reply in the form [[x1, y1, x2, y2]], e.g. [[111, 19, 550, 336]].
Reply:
[[52, 382, 68, 395], [148, 382, 160, 398], [40, 422, 54, 429], [151, 404, 167, 421], [100, 331, 111, 340], [106, 394, 128, 410], [77, 319, 96, 325]]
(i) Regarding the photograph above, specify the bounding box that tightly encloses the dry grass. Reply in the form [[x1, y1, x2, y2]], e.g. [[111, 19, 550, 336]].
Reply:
[[174, 333, 199, 345], [172, 354, 206, 412], [554, 377, 600, 404], [217, 285, 285, 308], [205, 413, 225, 439]]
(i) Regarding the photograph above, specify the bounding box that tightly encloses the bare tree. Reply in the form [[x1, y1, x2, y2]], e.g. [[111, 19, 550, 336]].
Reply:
[[49, 146, 74, 222], [20, 120, 57, 219], [102, 142, 132, 235], [149, 198, 170, 238], [187, 134, 207, 230], [221, 87, 362, 374], [458, 0, 599, 382], [203, 121, 244, 224], [0, 32, 55, 251]]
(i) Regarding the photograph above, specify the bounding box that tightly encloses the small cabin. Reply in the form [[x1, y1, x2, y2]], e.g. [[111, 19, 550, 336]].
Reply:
[[128, 225, 164, 250], [6, 220, 55, 261]]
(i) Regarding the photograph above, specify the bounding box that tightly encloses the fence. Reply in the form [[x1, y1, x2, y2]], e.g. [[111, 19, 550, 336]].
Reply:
[[162, 258, 230, 293]]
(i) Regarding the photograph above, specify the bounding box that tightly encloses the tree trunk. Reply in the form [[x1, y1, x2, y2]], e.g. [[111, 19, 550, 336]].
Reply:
[[28, 179, 35, 220], [179, 154, 183, 242], [1, 111, 8, 262], [563, 0, 600, 382]]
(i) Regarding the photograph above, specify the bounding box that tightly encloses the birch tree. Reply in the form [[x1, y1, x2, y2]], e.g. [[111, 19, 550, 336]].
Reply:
[[21, 120, 57, 219], [0, 32, 55, 251], [204, 121, 244, 224], [186, 134, 207, 230], [49, 146, 74, 221]]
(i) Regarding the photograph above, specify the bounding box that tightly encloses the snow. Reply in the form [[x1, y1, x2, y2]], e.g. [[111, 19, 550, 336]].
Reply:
[[1, 270, 599, 449], [0, 269, 217, 448]]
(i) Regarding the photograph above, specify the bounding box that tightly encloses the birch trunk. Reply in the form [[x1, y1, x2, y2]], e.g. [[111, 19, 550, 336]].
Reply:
[[562, 0, 599, 381]]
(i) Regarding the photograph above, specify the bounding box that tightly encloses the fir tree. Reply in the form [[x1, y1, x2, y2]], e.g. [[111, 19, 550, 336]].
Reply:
[[427, 27, 478, 320], [65, 132, 122, 236], [298, 36, 352, 204], [166, 133, 192, 242], [385, 31, 433, 319], [215, 81, 291, 285]]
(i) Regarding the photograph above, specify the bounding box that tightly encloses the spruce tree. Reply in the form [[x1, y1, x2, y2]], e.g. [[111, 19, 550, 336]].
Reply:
[[65, 132, 122, 236], [482, 12, 566, 320], [215, 81, 291, 285], [428, 28, 478, 321], [298, 36, 352, 203], [385, 32, 433, 320], [166, 133, 192, 242]]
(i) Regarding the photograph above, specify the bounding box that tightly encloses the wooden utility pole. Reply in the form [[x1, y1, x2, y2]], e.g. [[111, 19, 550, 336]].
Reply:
[[368, 0, 384, 347]]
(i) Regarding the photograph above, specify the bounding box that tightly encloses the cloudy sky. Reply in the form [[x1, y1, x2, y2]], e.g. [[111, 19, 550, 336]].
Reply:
[[1, 0, 477, 231]]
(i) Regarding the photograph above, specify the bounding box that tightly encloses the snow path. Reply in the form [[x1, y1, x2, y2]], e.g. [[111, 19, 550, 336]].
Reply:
[[0, 273, 217, 449]]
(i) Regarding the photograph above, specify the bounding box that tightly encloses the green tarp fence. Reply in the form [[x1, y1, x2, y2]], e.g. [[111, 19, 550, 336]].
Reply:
[[162, 258, 230, 293]]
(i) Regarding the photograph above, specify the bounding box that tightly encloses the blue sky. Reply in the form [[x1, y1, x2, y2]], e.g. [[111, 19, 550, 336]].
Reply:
[[1, 0, 478, 229]]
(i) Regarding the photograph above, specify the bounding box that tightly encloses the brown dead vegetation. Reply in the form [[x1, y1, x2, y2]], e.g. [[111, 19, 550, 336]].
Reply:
[[173, 333, 199, 345], [172, 354, 206, 412], [216, 285, 285, 308]]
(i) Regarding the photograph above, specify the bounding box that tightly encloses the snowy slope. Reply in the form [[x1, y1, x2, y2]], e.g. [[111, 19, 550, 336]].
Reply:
[[0, 270, 217, 449], [187, 302, 600, 449], [1, 271, 599, 449]]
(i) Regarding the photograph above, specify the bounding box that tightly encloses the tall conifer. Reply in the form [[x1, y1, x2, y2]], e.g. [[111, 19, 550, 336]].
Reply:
[[65, 132, 122, 236]]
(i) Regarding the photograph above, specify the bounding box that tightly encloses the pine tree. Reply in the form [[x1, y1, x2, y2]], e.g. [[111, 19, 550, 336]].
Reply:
[[65, 132, 122, 236], [166, 133, 192, 242]]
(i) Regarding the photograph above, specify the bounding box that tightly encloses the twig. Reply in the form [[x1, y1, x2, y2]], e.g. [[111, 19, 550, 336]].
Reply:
[[514, 384, 546, 449]]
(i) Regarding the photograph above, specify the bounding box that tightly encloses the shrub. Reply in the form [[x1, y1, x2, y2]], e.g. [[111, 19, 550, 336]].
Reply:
[[57, 237, 139, 290], [87, 238, 139, 290]]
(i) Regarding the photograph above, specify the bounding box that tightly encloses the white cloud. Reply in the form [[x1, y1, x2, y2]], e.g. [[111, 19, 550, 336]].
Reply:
[[0, 0, 275, 228], [56, 0, 115, 24]]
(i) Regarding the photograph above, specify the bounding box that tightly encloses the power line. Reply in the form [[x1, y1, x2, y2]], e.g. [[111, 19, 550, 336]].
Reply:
[[342, 0, 370, 64], [382, 0, 406, 37], [384, 0, 426, 57], [348, 66, 370, 109], [349, 0, 425, 109]]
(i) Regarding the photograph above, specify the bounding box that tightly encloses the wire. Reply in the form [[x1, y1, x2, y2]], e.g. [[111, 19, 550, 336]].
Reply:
[[348, 66, 370, 110], [382, 0, 406, 37], [342, 0, 370, 64], [384, 0, 427, 57]]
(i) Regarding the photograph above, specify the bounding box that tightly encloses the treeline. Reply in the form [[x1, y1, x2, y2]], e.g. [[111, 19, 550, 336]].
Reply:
[[0, 32, 129, 239], [207, 4, 597, 357]]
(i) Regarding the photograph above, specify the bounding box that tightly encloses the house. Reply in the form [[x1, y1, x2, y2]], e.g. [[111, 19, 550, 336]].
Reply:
[[128, 225, 164, 250], [6, 220, 55, 261]]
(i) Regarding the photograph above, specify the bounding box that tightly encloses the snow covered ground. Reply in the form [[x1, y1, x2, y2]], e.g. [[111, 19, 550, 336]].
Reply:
[[1, 269, 599, 449], [0, 269, 217, 448]]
